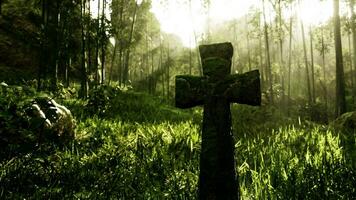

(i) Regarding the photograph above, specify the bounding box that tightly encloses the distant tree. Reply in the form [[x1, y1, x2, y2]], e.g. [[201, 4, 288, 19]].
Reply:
[[270, 0, 287, 109], [310, 26, 316, 103], [315, 24, 332, 110], [334, 0, 346, 116], [262, 0, 274, 104], [80, 0, 88, 98], [287, 6, 293, 116], [122, 0, 139, 85], [301, 17, 312, 105], [350, 0, 356, 104]]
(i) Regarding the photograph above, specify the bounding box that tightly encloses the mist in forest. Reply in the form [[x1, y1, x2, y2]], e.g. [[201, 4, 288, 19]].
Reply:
[[0, 0, 355, 199]]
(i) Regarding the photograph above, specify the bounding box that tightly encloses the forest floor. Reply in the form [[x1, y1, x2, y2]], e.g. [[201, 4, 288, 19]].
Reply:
[[0, 84, 355, 199]]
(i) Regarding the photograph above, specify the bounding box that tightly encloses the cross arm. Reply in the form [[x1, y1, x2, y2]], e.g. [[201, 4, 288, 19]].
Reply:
[[175, 75, 205, 108], [222, 70, 261, 106]]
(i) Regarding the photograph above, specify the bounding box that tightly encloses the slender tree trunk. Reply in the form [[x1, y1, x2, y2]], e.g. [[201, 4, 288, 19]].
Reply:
[[118, 48, 123, 85], [101, 0, 106, 84], [350, 0, 356, 105], [206, 0, 211, 43], [246, 15, 251, 71], [334, 0, 346, 117], [145, 20, 150, 92], [232, 21, 237, 73], [189, 0, 202, 75], [321, 28, 328, 110], [95, 0, 100, 85], [49, 2, 59, 91], [159, 33, 165, 96], [189, 38, 192, 75], [38, 0, 47, 90], [118, 0, 124, 85], [151, 45, 155, 93], [310, 26, 316, 103], [278, 0, 285, 111], [80, 0, 88, 98], [109, 39, 117, 84], [348, 33, 354, 104], [166, 42, 170, 99], [287, 15, 293, 116], [258, 14, 265, 88], [262, 0, 274, 104], [123, 1, 138, 85], [66, 58, 71, 87], [87, 0, 92, 88], [301, 21, 312, 105]]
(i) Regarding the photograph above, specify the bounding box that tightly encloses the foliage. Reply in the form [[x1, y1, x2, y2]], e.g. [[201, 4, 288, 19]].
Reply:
[[1, 87, 201, 199], [85, 84, 196, 123], [237, 126, 355, 199], [0, 83, 76, 161], [1, 0, 356, 198], [1, 87, 355, 199], [0, 83, 42, 158]]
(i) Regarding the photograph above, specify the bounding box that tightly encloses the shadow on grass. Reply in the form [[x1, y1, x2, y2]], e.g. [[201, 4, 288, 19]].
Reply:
[[62, 90, 202, 125]]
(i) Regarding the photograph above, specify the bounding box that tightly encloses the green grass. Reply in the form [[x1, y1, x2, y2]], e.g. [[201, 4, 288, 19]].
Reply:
[[0, 85, 355, 199]]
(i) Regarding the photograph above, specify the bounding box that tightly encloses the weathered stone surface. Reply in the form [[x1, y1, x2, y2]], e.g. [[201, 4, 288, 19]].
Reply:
[[332, 111, 356, 133], [175, 42, 261, 200], [27, 97, 75, 142]]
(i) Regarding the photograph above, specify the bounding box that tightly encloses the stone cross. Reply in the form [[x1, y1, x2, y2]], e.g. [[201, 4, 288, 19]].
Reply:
[[175, 42, 261, 200]]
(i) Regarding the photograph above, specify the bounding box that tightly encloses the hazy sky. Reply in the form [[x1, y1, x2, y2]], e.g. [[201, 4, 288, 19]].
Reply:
[[150, 0, 334, 47], [90, 0, 336, 48]]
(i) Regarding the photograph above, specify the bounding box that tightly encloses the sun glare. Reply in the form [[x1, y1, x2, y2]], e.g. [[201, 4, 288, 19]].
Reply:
[[151, 0, 258, 48], [298, 0, 334, 25], [89, 0, 339, 48], [151, 0, 341, 48]]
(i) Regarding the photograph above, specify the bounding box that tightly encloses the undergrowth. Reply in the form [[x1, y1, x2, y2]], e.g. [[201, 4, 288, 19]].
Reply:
[[0, 84, 355, 199]]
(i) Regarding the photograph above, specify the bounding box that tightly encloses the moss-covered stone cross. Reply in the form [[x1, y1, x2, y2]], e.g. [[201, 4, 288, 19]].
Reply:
[[175, 42, 261, 200]]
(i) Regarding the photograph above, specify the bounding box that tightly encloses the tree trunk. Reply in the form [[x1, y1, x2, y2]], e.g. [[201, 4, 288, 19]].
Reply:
[[118, 47, 123, 85], [87, 0, 92, 88], [321, 27, 328, 110], [350, 0, 356, 105], [146, 20, 150, 92], [310, 26, 316, 103], [278, 0, 285, 111], [348, 33, 354, 104], [301, 21, 312, 105], [80, 0, 88, 98], [95, 0, 100, 85], [246, 15, 251, 71], [160, 33, 165, 96], [334, 0, 346, 117], [38, 0, 48, 90], [262, 0, 274, 104], [109, 39, 118, 84], [166, 42, 170, 99], [258, 14, 265, 88], [118, 0, 124, 85], [52, 2, 59, 91], [206, 0, 211, 43], [189, 0, 202, 75], [287, 14, 293, 116], [65, 58, 71, 87], [101, 0, 106, 84], [123, 1, 138, 85], [189, 39, 192, 75], [151, 45, 155, 93]]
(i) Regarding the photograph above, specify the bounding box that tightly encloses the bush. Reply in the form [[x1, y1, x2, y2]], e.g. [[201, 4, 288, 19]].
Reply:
[[0, 83, 75, 160]]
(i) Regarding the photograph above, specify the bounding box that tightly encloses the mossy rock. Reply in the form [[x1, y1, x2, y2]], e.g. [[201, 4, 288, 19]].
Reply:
[[27, 97, 76, 143], [332, 112, 356, 134]]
